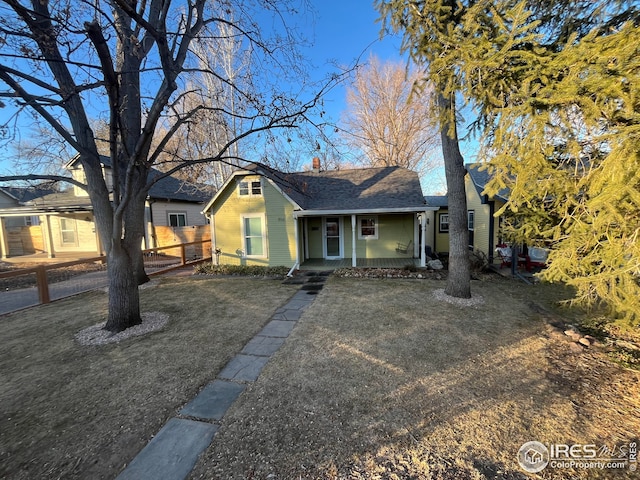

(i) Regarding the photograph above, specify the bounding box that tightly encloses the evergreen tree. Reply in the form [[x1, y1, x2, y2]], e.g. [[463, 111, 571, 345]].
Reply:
[[484, 21, 640, 323], [377, 0, 640, 322]]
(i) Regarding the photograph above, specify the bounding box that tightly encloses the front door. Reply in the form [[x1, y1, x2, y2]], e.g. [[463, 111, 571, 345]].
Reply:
[[324, 217, 342, 259]]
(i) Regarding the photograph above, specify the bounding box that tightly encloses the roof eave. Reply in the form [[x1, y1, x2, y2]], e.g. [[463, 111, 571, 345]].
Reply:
[[293, 206, 435, 218]]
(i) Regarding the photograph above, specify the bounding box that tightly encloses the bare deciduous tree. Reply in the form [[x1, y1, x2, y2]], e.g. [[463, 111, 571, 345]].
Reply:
[[341, 56, 441, 177], [0, 0, 342, 332]]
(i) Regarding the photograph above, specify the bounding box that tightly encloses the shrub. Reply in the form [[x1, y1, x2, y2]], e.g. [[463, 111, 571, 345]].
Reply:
[[194, 263, 290, 277]]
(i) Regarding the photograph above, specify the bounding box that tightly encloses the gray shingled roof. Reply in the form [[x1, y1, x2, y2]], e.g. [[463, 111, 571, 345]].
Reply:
[[1, 186, 59, 203], [250, 165, 427, 211], [466, 163, 509, 201], [67, 155, 211, 203], [147, 169, 211, 203], [424, 195, 448, 208]]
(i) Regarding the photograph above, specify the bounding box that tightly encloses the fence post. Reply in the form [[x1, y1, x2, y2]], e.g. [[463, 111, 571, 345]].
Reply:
[[35, 266, 50, 304], [180, 244, 186, 265]]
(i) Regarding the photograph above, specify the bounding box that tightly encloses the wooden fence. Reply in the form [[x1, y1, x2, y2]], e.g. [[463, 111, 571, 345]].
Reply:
[[0, 239, 211, 312]]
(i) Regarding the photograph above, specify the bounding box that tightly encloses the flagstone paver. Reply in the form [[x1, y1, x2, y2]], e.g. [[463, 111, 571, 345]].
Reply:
[[257, 319, 297, 337], [180, 380, 246, 420], [218, 354, 270, 382], [241, 335, 286, 356], [116, 418, 217, 480], [116, 273, 325, 479]]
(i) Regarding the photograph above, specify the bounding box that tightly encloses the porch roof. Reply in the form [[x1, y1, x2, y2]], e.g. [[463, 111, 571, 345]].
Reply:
[[293, 206, 436, 217]]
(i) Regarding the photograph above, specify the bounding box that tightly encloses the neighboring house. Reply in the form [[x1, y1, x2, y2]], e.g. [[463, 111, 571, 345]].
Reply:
[[0, 185, 58, 257], [465, 163, 508, 262], [0, 186, 58, 227], [425, 163, 508, 264], [203, 161, 437, 269], [424, 194, 449, 255], [0, 157, 211, 259]]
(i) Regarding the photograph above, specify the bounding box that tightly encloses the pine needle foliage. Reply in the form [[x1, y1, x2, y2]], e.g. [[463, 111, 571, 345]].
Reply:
[[484, 22, 640, 323], [377, 0, 640, 322]]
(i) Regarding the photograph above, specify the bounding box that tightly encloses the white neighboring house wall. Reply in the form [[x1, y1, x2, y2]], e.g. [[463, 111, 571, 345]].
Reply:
[[149, 201, 208, 227], [144, 199, 208, 249]]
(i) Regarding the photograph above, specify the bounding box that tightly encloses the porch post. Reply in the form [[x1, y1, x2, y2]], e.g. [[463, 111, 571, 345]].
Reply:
[[351, 214, 357, 267], [94, 219, 103, 255], [43, 214, 55, 258], [0, 217, 8, 259], [293, 214, 300, 267], [420, 212, 427, 267], [143, 199, 151, 249]]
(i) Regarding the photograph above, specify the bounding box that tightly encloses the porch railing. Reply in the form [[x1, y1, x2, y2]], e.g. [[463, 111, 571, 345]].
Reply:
[[0, 239, 211, 315]]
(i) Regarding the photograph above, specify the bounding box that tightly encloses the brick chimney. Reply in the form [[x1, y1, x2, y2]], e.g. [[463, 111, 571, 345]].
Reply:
[[312, 157, 321, 172]]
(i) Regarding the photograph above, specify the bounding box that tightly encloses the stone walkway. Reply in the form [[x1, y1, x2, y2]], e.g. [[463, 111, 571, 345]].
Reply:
[[116, 272, 329, 480]]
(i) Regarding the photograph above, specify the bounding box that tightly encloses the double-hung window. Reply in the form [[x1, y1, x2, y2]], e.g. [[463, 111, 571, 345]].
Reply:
[[358, 216, 378, 239], [439, 213, 449, 233], [468, 210, 475, 249], [60, 218, 77, 245], [242, 215, 266, 257]]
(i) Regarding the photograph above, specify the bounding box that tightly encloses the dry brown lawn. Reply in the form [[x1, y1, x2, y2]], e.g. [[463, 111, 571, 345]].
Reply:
[[189, 276, 640, 480], [0, 273, 638, 480], [0, 276, 299, 480]]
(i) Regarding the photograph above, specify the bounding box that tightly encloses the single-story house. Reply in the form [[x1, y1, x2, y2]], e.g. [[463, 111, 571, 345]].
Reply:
[[424, 163, 508, 264], [0, 156, 211, 258], [202, 161, 438, 270], [0, 186, 58, 227]]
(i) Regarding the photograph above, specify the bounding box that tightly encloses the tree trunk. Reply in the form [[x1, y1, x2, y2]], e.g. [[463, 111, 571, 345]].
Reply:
[[103, 188, 148, 332], [124, 191, 151, 286], [438, 92, 471, 298], [104, 243, 142, 332]]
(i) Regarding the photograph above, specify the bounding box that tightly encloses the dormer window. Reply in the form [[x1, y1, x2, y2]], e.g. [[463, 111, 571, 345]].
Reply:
[[239, 180, 262, 196]]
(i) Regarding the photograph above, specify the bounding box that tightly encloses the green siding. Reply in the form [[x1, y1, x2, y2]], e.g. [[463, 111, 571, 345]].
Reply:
[[304, 214, 416, 260], [425, 177, 508, 259], [465, 175, 505, 261], [354, 214, 415, 258], [211, 175, 296, 267], [210, 174, 425, 265], [434, 209, 450, 254]]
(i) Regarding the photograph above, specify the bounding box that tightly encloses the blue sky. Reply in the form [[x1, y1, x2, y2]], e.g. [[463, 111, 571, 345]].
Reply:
[[303, 1, 406, 118], [0, 1, 404, 171], [0, 1, 470, 193]]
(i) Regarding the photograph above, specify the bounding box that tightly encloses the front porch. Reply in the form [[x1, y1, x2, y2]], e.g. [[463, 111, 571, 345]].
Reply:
[[299, 257, 421, 271]]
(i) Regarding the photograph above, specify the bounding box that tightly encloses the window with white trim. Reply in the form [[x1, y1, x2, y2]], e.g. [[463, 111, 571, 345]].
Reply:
[[468, 210, 475, 250], [242, 215, 266, 257], [60, 218, 77, 245], [239, 180, 262, 196], [168, 212, 187, 227], [358, 216, 378, 239], [439, 213, 449, 233]]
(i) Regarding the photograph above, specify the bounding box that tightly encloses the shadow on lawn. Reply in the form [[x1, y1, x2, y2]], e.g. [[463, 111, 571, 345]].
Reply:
[[190, 277, 638, 479]]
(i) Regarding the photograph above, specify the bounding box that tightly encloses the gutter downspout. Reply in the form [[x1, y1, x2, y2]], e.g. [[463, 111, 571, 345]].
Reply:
[[287, 262, 299, 277], [420, 212, 427, 267]]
